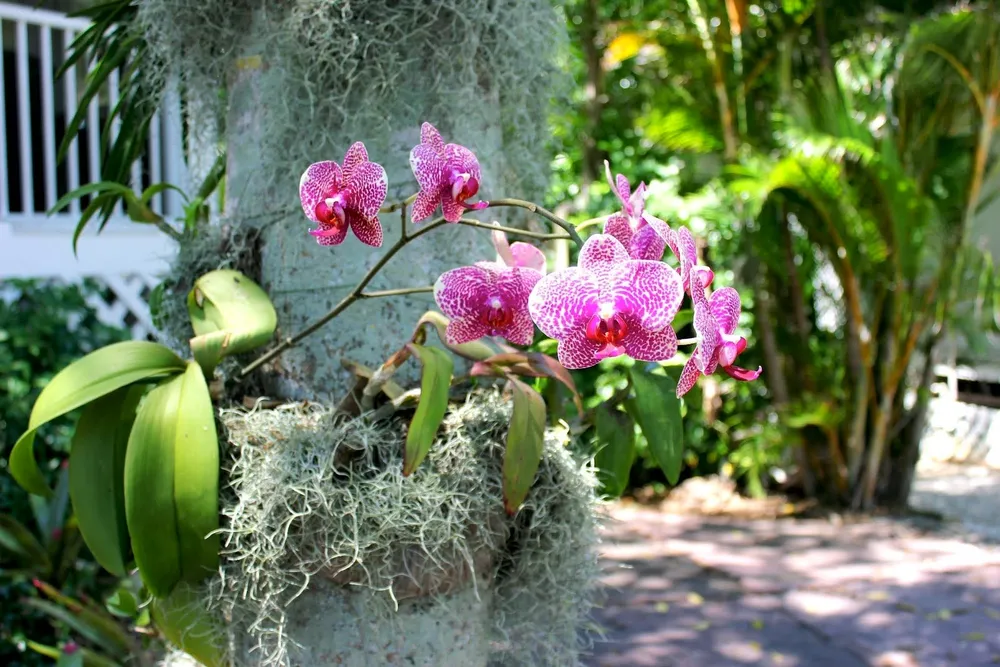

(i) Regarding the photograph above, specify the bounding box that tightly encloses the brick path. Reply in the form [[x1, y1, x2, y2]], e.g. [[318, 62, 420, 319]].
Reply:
[[585, 506, 1000, 666]]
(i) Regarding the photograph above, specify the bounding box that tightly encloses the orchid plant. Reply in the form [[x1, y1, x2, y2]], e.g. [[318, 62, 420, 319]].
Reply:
[[8, 124, 761, 654], [289, 121, 761, 505]]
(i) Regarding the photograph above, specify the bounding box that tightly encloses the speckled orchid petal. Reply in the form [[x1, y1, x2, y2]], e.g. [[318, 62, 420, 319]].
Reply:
[[629, 224, 668, 261], [708, 286, 741, 335], [442, 144, 483, 185], [604, 160, 630, 206], [627, 181, 647, 217], [674, 226, 699, 290], [341, 142, 369, 181], [441, 198, 466, 223], [577, 234, 631, 284], [556, 330, 603, 369], [603, 212, 633, 250], [344, 161, 388, 220], [690, 271, 721, 375], [421, 122, 445, 152], [346, 211, 383, 248], [621, 317, 678, 362], [528, 267, 600, 340], [446, 316, 491, 345], [609, 260, 683, 332], [676, 356, 702, 397], [433, 263, 537, 345], [299, 161, 342, 223]]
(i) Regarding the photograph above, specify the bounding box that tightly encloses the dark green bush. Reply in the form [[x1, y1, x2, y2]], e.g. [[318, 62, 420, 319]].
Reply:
[[0, 279, 130, 666]]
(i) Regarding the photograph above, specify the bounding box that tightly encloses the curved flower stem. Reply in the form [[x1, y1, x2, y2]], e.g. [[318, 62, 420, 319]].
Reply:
[[380, 193, 418, 214], [360, 286, 434, 298], [240, 217, 448, 377], [486, 198, 584, 247], [457, 218, 570, 241], [677, 337, 698, 346]]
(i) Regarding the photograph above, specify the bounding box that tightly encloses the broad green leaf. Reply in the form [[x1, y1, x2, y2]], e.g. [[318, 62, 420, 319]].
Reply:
[[151, 582, 226, 667], [23, 598, 130, 659], [403, 344, 453, 476], [503, 378, 547, 514], [593, 405, 636, 498], [627, 369, 684, 485], [125, 363, 220, 597], [0, 514, 50, 572], [172, 362, 221, 583], [418, 311, 499, 360], [10, 341, 186, 497], [187, 270, 277, 373], [70, 386, 144, 577]]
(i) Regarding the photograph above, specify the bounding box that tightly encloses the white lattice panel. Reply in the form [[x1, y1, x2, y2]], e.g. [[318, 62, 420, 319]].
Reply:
[[82, 272, 162, 340]]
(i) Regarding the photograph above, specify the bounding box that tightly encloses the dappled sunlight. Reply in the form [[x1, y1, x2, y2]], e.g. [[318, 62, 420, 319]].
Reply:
[[587, 505, 1000, 666]]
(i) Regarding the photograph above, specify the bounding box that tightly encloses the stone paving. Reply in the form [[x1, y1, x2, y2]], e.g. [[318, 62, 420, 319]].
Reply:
[[585, 505, 1000, 666]]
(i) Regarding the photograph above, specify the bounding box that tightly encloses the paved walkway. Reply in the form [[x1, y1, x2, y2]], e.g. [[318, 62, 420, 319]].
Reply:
[[585, 504, 1000, 666]]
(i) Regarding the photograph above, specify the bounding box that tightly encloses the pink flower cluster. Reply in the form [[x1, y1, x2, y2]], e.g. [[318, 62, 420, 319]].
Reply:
[[298, 125, 760, 398], [434, 160, 760, 397], [299, 123, 487, 248]]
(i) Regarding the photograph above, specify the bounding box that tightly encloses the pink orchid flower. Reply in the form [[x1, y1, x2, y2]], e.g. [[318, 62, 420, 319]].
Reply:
[[677, 267, 762, 397], [434, 233, 545, 346], [299, 142, 388, 247], [667, 226, 714, 293], [527, 234, 683, 369], [602, 160, 672, 261], [409, 122, 489, 223], [491, 226, 547, 274]]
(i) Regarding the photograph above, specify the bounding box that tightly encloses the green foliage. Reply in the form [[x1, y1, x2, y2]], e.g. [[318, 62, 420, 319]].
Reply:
[[403, 344, 454, 477], [502, 379, 547, 514], [0, 280, 130, 666]]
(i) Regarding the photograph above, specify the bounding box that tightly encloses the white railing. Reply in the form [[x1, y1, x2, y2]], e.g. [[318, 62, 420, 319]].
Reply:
[[0, 1, 187, 231], [0, 1, 188, 339]]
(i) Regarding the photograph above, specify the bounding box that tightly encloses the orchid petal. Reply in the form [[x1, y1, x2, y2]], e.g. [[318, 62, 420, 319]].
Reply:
[[299, 161, 341, 223], [718, 339, 740, 367], [445, 315, 491, 345], [434, 265, 493, 319], [691, 278, 721, 375], [722, 364, 763, 382], [709, 287, 741, 335], [604, 160, 622, 205], [528, 266, 600, 340], [441, 197, 466, 223], [603, 212, 633, 250], [628, 182, 646, 216], [676, 356, 702, 397], [442, 144, 483, 184], [641, 212, 672, 245], [609, 260, 683, 332], [501, 310, 536, 346], [346, 211, 383, 248], [409, 143, 443, 192], [309, 222, 348, 247], [578, 234, 630, 284], [492, 229, 516, 266], [616, 174, 632, 205], [556, 330, 602, 370], [344, 161, 388, 220], [509, 242, 546, 274], [511, 265, 544, 296], [410, 190, 441, 223], [629, 224, 668, 261], [420, 122, 445, 153], [621, 319, 678, 362], [341, 142, 369, 181]]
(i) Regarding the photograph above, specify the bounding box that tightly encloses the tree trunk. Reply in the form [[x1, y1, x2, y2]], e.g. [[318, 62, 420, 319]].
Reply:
[[212, 8, 524, 666]]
